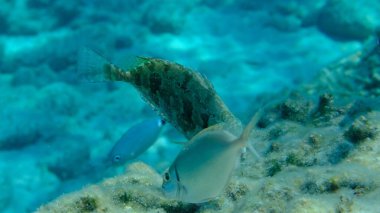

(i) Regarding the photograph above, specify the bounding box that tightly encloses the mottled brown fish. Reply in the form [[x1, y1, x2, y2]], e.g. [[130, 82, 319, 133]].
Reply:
[[78, 49, 242, 139]]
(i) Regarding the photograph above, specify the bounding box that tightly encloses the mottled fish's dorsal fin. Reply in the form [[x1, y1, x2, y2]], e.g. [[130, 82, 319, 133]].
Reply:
[[122, 56, 150, 70], [199, 72, 215, 90], [136, 56, 152, 61]]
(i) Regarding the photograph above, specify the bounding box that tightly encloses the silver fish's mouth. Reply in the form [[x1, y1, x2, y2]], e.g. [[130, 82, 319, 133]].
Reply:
[[162, 165, 188, 201], [162, 182, 177, 199]]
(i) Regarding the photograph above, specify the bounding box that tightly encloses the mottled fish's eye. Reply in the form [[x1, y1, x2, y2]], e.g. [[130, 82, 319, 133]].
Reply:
[[163, 172, 170, 181], [113, 155, 121, 162]]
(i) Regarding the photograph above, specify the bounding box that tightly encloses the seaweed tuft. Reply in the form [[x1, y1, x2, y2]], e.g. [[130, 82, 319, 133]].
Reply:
[[75, 196, 98, 212], [344, 116, 377, 143], [266, 160, 282, 177]]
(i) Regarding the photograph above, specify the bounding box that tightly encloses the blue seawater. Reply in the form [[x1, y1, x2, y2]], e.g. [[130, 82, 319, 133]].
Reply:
[[0, 0, 379, 212]]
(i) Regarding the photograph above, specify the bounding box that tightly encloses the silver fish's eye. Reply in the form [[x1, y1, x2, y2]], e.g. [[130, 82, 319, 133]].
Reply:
[[163, 172, 170, 181], [113, 155, 121, 162]]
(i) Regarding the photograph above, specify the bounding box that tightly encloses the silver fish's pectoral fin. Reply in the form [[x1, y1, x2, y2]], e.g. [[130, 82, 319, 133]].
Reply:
[[180, 185, 188, 199], [175, 183, 188, 201]]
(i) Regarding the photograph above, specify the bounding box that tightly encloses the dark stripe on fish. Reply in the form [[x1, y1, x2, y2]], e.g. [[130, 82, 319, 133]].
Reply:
[[201, 113, 210, 129], [163, 63, 170, 72], [149, 72, 161, 94], [183, 98, 192, 119], [134, 67, 144, 86], [181, 73, 191, 92], [174, 165, 181, 182], [147, 61, 155, 71]]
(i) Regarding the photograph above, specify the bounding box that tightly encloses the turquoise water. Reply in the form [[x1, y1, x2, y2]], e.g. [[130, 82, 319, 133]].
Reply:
[[0, 0, 379, 212]]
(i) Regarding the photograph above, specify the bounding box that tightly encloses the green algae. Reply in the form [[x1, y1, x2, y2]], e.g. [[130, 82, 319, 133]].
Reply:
[[266, 159, 282, 177], [279, 98, 311, 122], [75, 196, 98, 212], [344, 116, 377, 143], [225, 182, 249, 201], [285, 152, 304, 166]]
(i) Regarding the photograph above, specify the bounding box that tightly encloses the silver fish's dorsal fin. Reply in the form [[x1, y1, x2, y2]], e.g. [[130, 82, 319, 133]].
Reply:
[[185, 123, 227, 145]]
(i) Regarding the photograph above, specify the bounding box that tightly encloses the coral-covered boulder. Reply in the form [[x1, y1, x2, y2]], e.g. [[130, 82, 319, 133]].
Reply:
[[317, 0, 380, 41]]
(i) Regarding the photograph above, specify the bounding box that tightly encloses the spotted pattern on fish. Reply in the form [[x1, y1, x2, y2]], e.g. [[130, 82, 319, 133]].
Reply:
[[104, 57, 242, 139]]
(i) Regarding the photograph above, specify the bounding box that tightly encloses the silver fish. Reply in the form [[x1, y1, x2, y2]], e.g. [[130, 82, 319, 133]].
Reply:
[[108, 118, 165, 165], [161, 111, 261, 203]]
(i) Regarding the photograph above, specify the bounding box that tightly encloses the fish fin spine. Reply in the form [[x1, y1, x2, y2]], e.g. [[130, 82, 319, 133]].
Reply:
[[237, 109, 263, 147], [77, 48, 130, 82], [77, 48, 112, 82], [104, 63, 130, 81]]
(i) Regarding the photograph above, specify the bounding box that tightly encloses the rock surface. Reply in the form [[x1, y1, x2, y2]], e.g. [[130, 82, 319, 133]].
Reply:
[[317, 0, 380, 41], [36, 42, 380, 211]]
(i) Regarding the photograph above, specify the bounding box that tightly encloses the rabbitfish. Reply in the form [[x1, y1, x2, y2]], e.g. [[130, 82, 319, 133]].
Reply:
[[108, 118, 165, 165], [161, 111, 261, 203], [78, 48, 242, 139]]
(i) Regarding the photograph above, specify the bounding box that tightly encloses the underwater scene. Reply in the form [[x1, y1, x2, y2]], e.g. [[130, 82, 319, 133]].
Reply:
[[0, 0, 380, 212]]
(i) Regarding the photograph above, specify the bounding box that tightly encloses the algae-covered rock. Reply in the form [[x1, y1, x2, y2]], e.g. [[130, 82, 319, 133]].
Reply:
[[317, 0, 380, 41], [344, 116, 377, 144], [36, 97, 380, 212], [0, 170, 12, 211], [0, 82, 80, 150], [305, 37, 380, 97], [36, 162, 199, 213], [279, 97, 312, 122], [36, 39, 380, 212], [266, 0, 326, 32]]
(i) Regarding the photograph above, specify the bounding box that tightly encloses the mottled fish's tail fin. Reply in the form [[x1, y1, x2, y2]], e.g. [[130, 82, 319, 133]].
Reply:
[[77, 48, 136, 83], [77, 48, 112, 82]]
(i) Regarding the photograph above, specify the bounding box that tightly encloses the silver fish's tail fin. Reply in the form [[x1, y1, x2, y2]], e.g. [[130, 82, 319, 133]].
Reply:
[[239, 109, 263, 144], [235, 109, 263, 160], [77, 48, 133, 82]]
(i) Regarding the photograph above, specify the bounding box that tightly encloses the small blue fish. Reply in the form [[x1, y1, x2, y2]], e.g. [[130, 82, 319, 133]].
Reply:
[[108, 118, 165, 165]]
